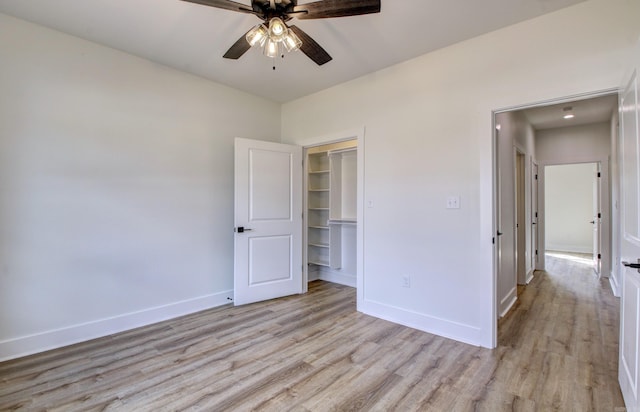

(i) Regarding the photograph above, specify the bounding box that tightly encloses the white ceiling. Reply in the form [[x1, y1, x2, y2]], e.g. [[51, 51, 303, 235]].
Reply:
[[0, 0, 586, 103], [522, 94, 618, 130]]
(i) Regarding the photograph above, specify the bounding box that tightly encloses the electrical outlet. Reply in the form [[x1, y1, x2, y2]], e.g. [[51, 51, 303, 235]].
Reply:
[[402, 276, 411, 288]]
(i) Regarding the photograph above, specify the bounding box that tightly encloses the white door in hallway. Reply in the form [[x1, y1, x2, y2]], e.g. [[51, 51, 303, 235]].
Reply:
[[619, 39, 640, 411], [234, 138, 303, 306]]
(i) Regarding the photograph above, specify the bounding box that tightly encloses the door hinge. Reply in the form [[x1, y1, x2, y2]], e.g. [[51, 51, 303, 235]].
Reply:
[[535, 212, 538, 218], [492, 237, 495, 244], [598, 213, 601, 219], [597, 172, 601, 178], [598, 253, 602, 260], [535, 250, 538, 256]]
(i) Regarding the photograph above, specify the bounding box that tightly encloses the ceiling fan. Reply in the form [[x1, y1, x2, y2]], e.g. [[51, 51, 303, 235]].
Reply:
[[180, 0, 381, 66]]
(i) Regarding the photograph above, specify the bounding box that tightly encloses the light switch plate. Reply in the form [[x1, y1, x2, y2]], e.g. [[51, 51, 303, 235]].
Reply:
[[446, 196, 460, 209]]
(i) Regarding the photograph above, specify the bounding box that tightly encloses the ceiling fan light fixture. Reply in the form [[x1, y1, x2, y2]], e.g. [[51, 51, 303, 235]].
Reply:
[[246, 24, 268, 47], [268, 17, 287, 41], [264, 37, 280, 58], [283, 29, 302, 52]]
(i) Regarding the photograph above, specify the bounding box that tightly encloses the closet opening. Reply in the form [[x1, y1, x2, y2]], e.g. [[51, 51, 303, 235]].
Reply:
[[304, 139, 358, 288]]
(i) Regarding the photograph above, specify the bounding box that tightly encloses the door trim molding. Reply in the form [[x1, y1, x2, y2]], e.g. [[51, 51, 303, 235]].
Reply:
[[300, 127, 365, 305]]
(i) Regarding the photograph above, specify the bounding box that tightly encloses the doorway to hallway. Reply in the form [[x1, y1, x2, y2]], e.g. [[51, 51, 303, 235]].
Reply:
[[544, 162, 600, 275]]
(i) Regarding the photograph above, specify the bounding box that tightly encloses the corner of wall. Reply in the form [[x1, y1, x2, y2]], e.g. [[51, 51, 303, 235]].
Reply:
[[359, 298, 488, 348]]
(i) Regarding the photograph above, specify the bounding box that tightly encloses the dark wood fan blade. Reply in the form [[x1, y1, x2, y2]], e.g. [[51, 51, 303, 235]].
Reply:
[[289, 25, 332, 66], [223, 31, 252, 59], [293, 0, 380, 19], [180, 0, 254, 14]]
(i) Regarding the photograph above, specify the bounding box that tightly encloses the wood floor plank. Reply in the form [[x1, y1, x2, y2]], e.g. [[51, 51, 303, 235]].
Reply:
[[0, 253, 626, 411]]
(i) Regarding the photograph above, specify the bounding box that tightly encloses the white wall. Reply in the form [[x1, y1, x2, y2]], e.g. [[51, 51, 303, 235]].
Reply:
[[545, 163, 597, 253], [0, 14, 281, 360], [536, 121, 612, 275], [537, 122, 612, 163], [281, 0, 639, 347]]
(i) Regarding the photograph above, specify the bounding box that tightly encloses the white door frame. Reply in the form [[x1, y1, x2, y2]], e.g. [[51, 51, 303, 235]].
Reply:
[[532, 161, 539, 273], [492, 88, 618, 347], [295, 127, 365, 302], [515, 148, 527, 285], [538, 160, 609, 276]]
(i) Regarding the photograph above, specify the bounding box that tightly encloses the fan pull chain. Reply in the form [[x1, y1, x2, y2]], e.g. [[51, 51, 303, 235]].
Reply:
[[272, 52, 286, 71]]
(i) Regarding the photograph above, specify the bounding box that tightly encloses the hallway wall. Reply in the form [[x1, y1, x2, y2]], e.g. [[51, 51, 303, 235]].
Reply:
[[495, 111, 536, 316]]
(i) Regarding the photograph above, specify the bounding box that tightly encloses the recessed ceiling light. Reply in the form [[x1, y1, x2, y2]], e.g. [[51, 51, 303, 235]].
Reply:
[[562, 106, 574, 120]]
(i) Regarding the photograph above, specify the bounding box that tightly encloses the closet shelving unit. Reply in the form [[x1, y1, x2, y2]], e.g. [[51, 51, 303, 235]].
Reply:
[[307, 151, 331, 267], [306, 140, 357, 286]]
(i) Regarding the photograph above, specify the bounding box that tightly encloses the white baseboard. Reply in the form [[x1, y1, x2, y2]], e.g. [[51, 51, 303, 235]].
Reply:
[[499, 287, 517, 317], [525, 269, 535, 284], [358, 298, 484, 347], [0, 290, 233, 362], [318, 269, 356, 287], [546, 245, 592, 254], [609, 271, 621, 297]]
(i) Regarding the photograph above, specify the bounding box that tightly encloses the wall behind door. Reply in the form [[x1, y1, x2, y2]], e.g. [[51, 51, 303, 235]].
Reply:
[[0, 14, 281, 360]]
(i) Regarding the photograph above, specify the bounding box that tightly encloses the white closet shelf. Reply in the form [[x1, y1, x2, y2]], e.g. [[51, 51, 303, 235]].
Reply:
[[308, 260, 330, 267], [309, 207, 330, 211], [309, 170, 330, 174], [328, 219, 357, 225], [308, 189, 330, 192], [309, 242, 330, 248], [309, 225, 329, 230]]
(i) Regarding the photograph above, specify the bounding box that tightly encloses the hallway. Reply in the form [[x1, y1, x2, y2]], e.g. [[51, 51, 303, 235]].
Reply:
[[498, 252, 623, 409]]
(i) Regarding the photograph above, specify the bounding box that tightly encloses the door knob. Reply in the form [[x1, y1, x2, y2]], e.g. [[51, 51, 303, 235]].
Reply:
[[235, 226, 253, 233], [623, 260, 640, 273], [590, 221, 595, 224]]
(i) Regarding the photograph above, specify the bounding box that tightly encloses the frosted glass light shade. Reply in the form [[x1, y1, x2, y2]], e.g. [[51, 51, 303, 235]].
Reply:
[[283, 29, 302, 52], [246, 24, 268, 47], [268, 17, 287, 41], [264, 37, 279, 58]]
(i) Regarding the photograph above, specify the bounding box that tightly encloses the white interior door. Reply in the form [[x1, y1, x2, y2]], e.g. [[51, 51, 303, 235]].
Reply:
[[234, 138, 303, 306], [593, 163, 602, 275], [619, 44, 640, 409]]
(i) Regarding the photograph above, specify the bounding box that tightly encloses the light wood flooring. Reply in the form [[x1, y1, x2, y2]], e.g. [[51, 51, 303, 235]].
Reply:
[[0, 254, 624, 411]]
